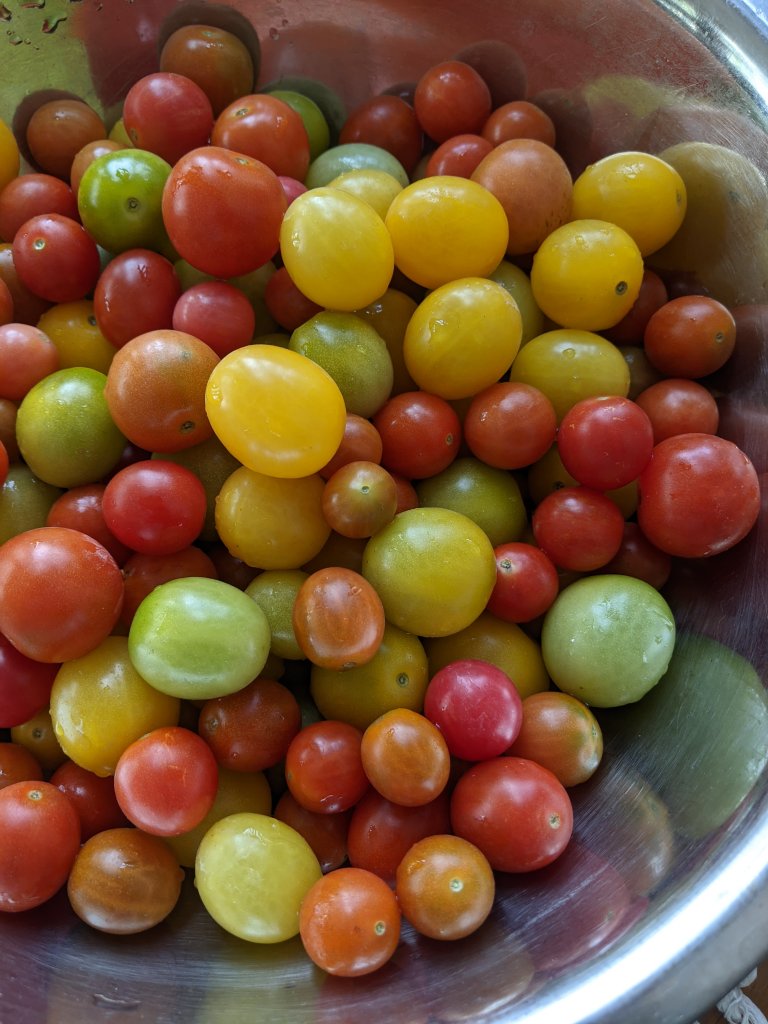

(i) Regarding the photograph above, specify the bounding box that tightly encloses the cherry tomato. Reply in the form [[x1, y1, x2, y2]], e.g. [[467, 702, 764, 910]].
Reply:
[[69, 139, 122, 195], [0, 279, 11, 327], [0, 526, 124, 663], [637, 433, 760, 557], [464, 381, 557, 470], [557, 395, 655, 490], [602, 521, 672, 590], [373, 390, 462, 480], [114, 725, 219, 836], [321, 461, 398, 539], [46, 484, 131, 565], [159, 23, 256, 116], [292, 567, 385, 670], [212, 93, 310, 181], [486, 541, 560, 623], [361, 707, 450, 808], [173, 281, 256, 356], [0, 173, 78, 243], [340, 94, 422, 174], [414, 61, 492, 143], [123, 72, 214, 165], [643, 294, 736, 378], [198, 678, 301, 773], [10, 707, 66, 775], [482, 100, 556, 147], [635, 378, 720, 443], [0, 323, 59, 401], [0, 780, 81, 911], [425, 134, 493, 178], [0, 742, 43, 790], [263, 266, 323, 333], [396, 834, 495, 940], [274, 791, 350, 874], [604, 268, 669, 346], [532, 485, 625, 572], [67, 826, 184, 934], [507, 691, 604, 787], [26, 99, 106, 180], [300, 867, 401, 977], [163, 146, 287, 278], [119, 545, 218, 628], [50, 760, 129, 840], [93, 248, 182, 349], [0, 243, 51, 325], [284, 720, 369, 815], [320, 414, 384, 480], [450, 756, 573, 872], [37, 299, 116, 374]]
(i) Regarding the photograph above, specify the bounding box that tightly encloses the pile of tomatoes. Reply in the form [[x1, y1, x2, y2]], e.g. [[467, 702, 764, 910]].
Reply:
[[0, 23, 762, 979]]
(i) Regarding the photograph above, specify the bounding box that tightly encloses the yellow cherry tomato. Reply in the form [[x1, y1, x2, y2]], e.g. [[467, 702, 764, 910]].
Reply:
[[0, 117, 20, 192], [216, 466, 330, 570], [509, 328, 630, 422], [571, 151, 687, 256], [404, 278, 522, 400], [530, 219, 644, 331], [327, 168, 403, 219], [280, 187, 395, 311], [37, 300, 116, 373], [205, 344, 346, 479], [385, 176, 509, 289]]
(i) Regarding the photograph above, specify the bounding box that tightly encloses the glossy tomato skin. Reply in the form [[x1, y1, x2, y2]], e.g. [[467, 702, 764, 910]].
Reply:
[[123, 72, 214, 166], [0, 526, 124, 663], [50, 759, 129, 840], [285, 720, 369, 815], [532, 485, 625, 571], [373, 391, 461, 480], [557, 395, 655, 491], [450, 756, 574, 872], [0, 631, 58, 728], [637, 433, 761, 557], [0, 780, 81, 911], [212, 94, 311, 181], [162, 146, 287, 278], [487, 541, 560, 623], [93, 248, 182, 350], [506, 691, 603, 788], [13, 214, 100, 304], [0, 173, 78, 243]]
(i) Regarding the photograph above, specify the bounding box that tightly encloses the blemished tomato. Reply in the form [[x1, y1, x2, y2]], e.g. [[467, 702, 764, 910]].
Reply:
[[50, 760, 129, 840], [487, 542, 560, 624], [284, 720, 369, 814], [423, 659, 523, 761], [104, 328, 218, 453], [0, 526, 124, 663], [506, 691, 604, 787], [195, 812, 322, 943], [292, 567, 386, 670], [0, 780, 81, 912], [212, 94, 311, 181], [114, 725, 219, 836], [450, 756, 574, 873], [395, 834, 495, 940], [361, 708, 450, 808], [162, 146, 287, 278], [67, 826, 185, 934], [300, 867, 401, 977], [123, 72, 214, 166], [414, 61, 492, 143], [93, 248, 182, 350], [637, 433, 761, 558]]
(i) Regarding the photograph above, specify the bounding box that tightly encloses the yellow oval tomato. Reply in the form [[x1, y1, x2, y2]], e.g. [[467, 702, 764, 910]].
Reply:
[[571, 151, 687, 257], [279, 187, 394, 311], [530, 219, 644, 331], [362, 507, 496, 637], [37, 300, 116, 374], [385, 176, 509, 289], [404, 278, 522, 400], [205, 344, 346, 478], [216, 466, 330, 570], [327, 168, 403, 219]]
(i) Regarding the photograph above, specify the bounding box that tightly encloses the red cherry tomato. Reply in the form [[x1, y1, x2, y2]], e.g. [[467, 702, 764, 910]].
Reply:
[[557, 395, 654, 491], [0, 173, 79, 243], [373, 390, 462, 480], [414, 61, 492, 143], [425, 134, 493, 178], [93, 248, 181, 350], [339, 95, 423, 175], [532, 485, 625, 572], [172, 281, 256, 357], [486, 541, 560, 623], [212, 94, 311, 181], [123, 72, 214, 165], [0, 632, 59, 728], [50, 759, 129, 840], [285, 720, 369, 815], [12, 214, 100, 303]]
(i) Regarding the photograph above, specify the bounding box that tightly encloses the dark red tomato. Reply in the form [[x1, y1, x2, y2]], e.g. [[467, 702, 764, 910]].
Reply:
[[0, 322, 59, 401], [102, 459, 208, 556], [321, 461, 398, 539], [361, 708, 451, 808], [423, 659, 523, 761], [557, 395, 655, 491], [464, 381, 557, 470], [414, 61, 492, 143], [482, 100, 556, 147], [0, 279, 12, 327], [0, 742, 44, 790], [172, 281, 256, 356], [120, 545, 218, 628], [159, 23, 256, 117], [373, 390, 462, 480], [339, 95, 423, 175], [0, 632, 59, 728], [635, 378, 720, 444], [162, 146, 287, 278], [263, 266, 323, 332], [25, 99, 106, 180], [113, 725, 218, 836], [123, 72, 215, 166], [46, 484, 131, 566], [346, 788, 451, 883], [292, 567, 386, 670], [274, 791, 351, 873], [93, 248, 181, 349], [12, 214, 100, 304], [0, 780, 81, 911], [506, 692, 603, 787], [50, 759, 129, 840], [198, 677, 301, 773], [0, 244, 52, 325], [0, 173, 79, 243], [392, 472, 420, 514], [425, 134, 493, 178], [604, 268, 668, 346], [532, 485, 625, 572], [205, 542, 260, 590], [284, 719, 369, 814], [320, 414, 384, 481], [637, 433, 760, 558], [487, 541, 560, 623], [70, 139, 123, 195], [643, 295, 736, 378], [450, 756, 573, 872], [0, 526, 124, 663], [212, 94, 311, 181], [601, 521, 672, 590]]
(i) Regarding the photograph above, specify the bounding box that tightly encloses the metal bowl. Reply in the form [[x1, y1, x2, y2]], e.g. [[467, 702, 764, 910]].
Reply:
[[2, 2, 768, 1022]]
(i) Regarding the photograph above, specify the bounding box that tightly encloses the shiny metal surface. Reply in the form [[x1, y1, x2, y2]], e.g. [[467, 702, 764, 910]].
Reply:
[[2, 2, 768, 1022]]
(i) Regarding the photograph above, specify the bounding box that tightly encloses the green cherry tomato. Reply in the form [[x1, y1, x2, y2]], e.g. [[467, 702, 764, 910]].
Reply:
[[77, 148, 172, 255], [269, 90, 331, 162], [541, 574, 676, 707], [128, 577, 272, 700], [304, 142, 409, 189]]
